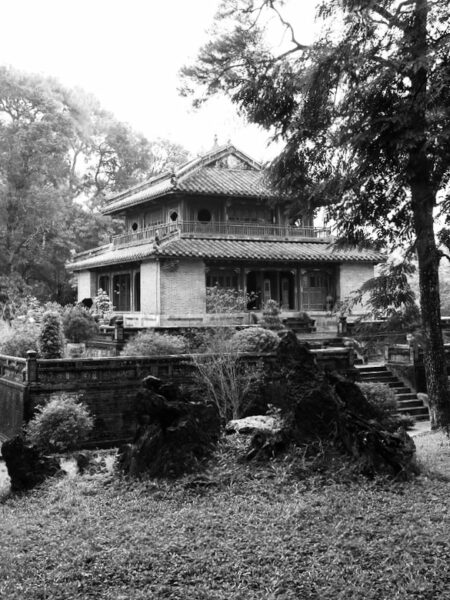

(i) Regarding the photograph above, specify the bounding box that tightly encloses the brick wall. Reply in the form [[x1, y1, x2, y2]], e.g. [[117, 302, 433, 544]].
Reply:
[[160, 258, 206, 323], [0, 380, 25, 443]]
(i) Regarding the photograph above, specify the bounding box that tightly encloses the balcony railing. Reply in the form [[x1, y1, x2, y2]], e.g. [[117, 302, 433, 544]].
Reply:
[[112, 220, 332, 248]]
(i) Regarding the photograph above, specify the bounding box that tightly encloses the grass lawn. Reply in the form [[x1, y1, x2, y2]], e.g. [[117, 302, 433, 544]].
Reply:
[[1, 433, 450, 600]]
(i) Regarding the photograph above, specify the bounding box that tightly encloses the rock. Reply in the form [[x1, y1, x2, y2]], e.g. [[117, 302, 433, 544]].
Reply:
[[1, 436, 62, 492], [417, 393, 429, 407], [226, 415, 281, 435], [117, 377, 221, 478], [242, 330, 418, 479]]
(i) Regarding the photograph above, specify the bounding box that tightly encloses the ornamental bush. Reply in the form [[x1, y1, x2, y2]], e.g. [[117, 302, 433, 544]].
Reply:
[[230, 326, 280, 354], [0, 322, 40, 357], [26, 394, 94, 453], [38, 311, 65, 358], [259, 299, 285, 330], [358, 382, 415, 430], [121, 330, 187, 356], [63, 305, 99, 343]]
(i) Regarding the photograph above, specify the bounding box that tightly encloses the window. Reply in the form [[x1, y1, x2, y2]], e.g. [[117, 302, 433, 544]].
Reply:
[[206, 270, 238, 289], [134, 272, 141, 312], [144, 207, 164, 227], [169, 210, 178, 222], [228, 204, 271, 223], [131, 222, 138, 231], [98, 275, 110, 296], [197, 208, 212, 223], [113, 274, 131, 312]]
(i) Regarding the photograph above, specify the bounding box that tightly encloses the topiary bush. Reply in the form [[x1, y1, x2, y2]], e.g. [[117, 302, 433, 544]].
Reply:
[[358, 381, 415, 430], [230, 326, 280, 354], [63, 305, 99, 343], [38, 311, 65, 358], [26, 394, 94, 453], [121, 330, 187, 356]]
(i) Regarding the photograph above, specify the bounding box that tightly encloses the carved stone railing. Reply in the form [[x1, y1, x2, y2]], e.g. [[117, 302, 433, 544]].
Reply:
[[0, 354, 27, 383], [112, 221, 332, 248]]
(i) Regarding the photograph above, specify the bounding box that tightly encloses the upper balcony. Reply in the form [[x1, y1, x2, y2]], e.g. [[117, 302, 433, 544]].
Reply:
[[112, 220, 332, 248]]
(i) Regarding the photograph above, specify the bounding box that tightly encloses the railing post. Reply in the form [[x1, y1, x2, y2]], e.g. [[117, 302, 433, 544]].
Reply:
[[26, 350, 38, 383], [114, 320, 124, 342]]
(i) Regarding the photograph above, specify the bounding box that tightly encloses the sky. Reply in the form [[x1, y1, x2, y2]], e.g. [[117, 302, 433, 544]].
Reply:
[[0, 0, 318, 163]]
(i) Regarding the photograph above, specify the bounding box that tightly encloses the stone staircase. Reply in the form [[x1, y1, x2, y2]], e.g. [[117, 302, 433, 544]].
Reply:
[[355, 364, 430, 421]]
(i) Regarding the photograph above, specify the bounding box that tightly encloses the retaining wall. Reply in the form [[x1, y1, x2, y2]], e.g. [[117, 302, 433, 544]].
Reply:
[[0, 347, 355, 448]]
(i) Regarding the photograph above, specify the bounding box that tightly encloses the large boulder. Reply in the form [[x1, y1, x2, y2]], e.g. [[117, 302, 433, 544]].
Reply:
[[2, 436, 62, 492], [117, 376, 221, 478], [245, 330, 418, 479]]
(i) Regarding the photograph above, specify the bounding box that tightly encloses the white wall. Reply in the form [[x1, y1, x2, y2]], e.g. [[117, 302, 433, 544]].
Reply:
[[76, 271, 97, 302]]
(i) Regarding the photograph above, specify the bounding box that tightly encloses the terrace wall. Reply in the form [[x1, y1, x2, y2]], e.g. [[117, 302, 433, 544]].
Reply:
[[0, 347, 355, 448]]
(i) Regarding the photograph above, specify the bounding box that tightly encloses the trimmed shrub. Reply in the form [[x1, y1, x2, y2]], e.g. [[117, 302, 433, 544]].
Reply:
[[358, 381, 415, 430], [26, 394, 94, 453], [38, 311, 65, 358], [259, 299, 284, 330], [63, 305, 99, 343], [121, 330, 187, 356], [0, 322, 40, 357], [230, 327, 280, 354]]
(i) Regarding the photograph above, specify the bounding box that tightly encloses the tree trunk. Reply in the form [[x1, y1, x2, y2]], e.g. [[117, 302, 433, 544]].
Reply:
[[411, 189, 450, 428], [408, 0, 450, 429]]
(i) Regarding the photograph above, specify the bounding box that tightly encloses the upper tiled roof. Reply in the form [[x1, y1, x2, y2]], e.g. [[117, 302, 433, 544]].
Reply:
[[68, 236, 384, 271], [102, 144, 281, 215]]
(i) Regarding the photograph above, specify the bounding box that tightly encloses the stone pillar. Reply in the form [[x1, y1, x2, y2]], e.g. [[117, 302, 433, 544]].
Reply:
[[26, 350, 38, 383]]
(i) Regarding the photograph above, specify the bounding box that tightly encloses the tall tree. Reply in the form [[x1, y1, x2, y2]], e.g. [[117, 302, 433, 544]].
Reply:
[[182, 0, 450, 427], [0, 67, 190, 304]]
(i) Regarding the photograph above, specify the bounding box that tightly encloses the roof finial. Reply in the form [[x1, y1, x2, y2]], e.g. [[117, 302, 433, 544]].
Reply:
[[213, 134, 219, 148]]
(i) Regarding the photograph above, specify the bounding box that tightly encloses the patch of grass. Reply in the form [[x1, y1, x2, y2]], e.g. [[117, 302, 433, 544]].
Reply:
[[1, 436, 450, 599]]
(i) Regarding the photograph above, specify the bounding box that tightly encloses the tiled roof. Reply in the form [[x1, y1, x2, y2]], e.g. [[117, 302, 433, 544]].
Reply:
[[102, 144, 278, 215], [68, 237, 384, 270], [158, 238, 384, 263], [176, 168, 278, 198]]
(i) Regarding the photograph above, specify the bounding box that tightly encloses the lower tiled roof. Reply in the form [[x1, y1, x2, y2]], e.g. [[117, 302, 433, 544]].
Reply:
[[68, 237, 384, 270], [157, 238, 383, 262]]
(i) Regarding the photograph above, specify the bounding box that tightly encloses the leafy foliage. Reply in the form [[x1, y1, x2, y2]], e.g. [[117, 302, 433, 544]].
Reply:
[[38, 311, 65, 359], [0, 66, 189, 303], [0, 322, 40, 357], [25, 394, 94, 453], [206, 285, 255, 313], [351, 262, 419, 319], [259, 299, 284, 330], [230, 326, 279, 353], [358, 382, 415, 431], [121, 330, 187, 356], [62, 306, 99, 343]]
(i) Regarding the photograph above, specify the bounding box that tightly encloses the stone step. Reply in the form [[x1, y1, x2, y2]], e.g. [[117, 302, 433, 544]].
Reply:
[[398, 406, 430, 417], [360, 375, 398, 384], [388, 383, 411, 393], [397, 399, 424, 409], [395, 393, 419, 401], [356, 365, 388, 373]]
